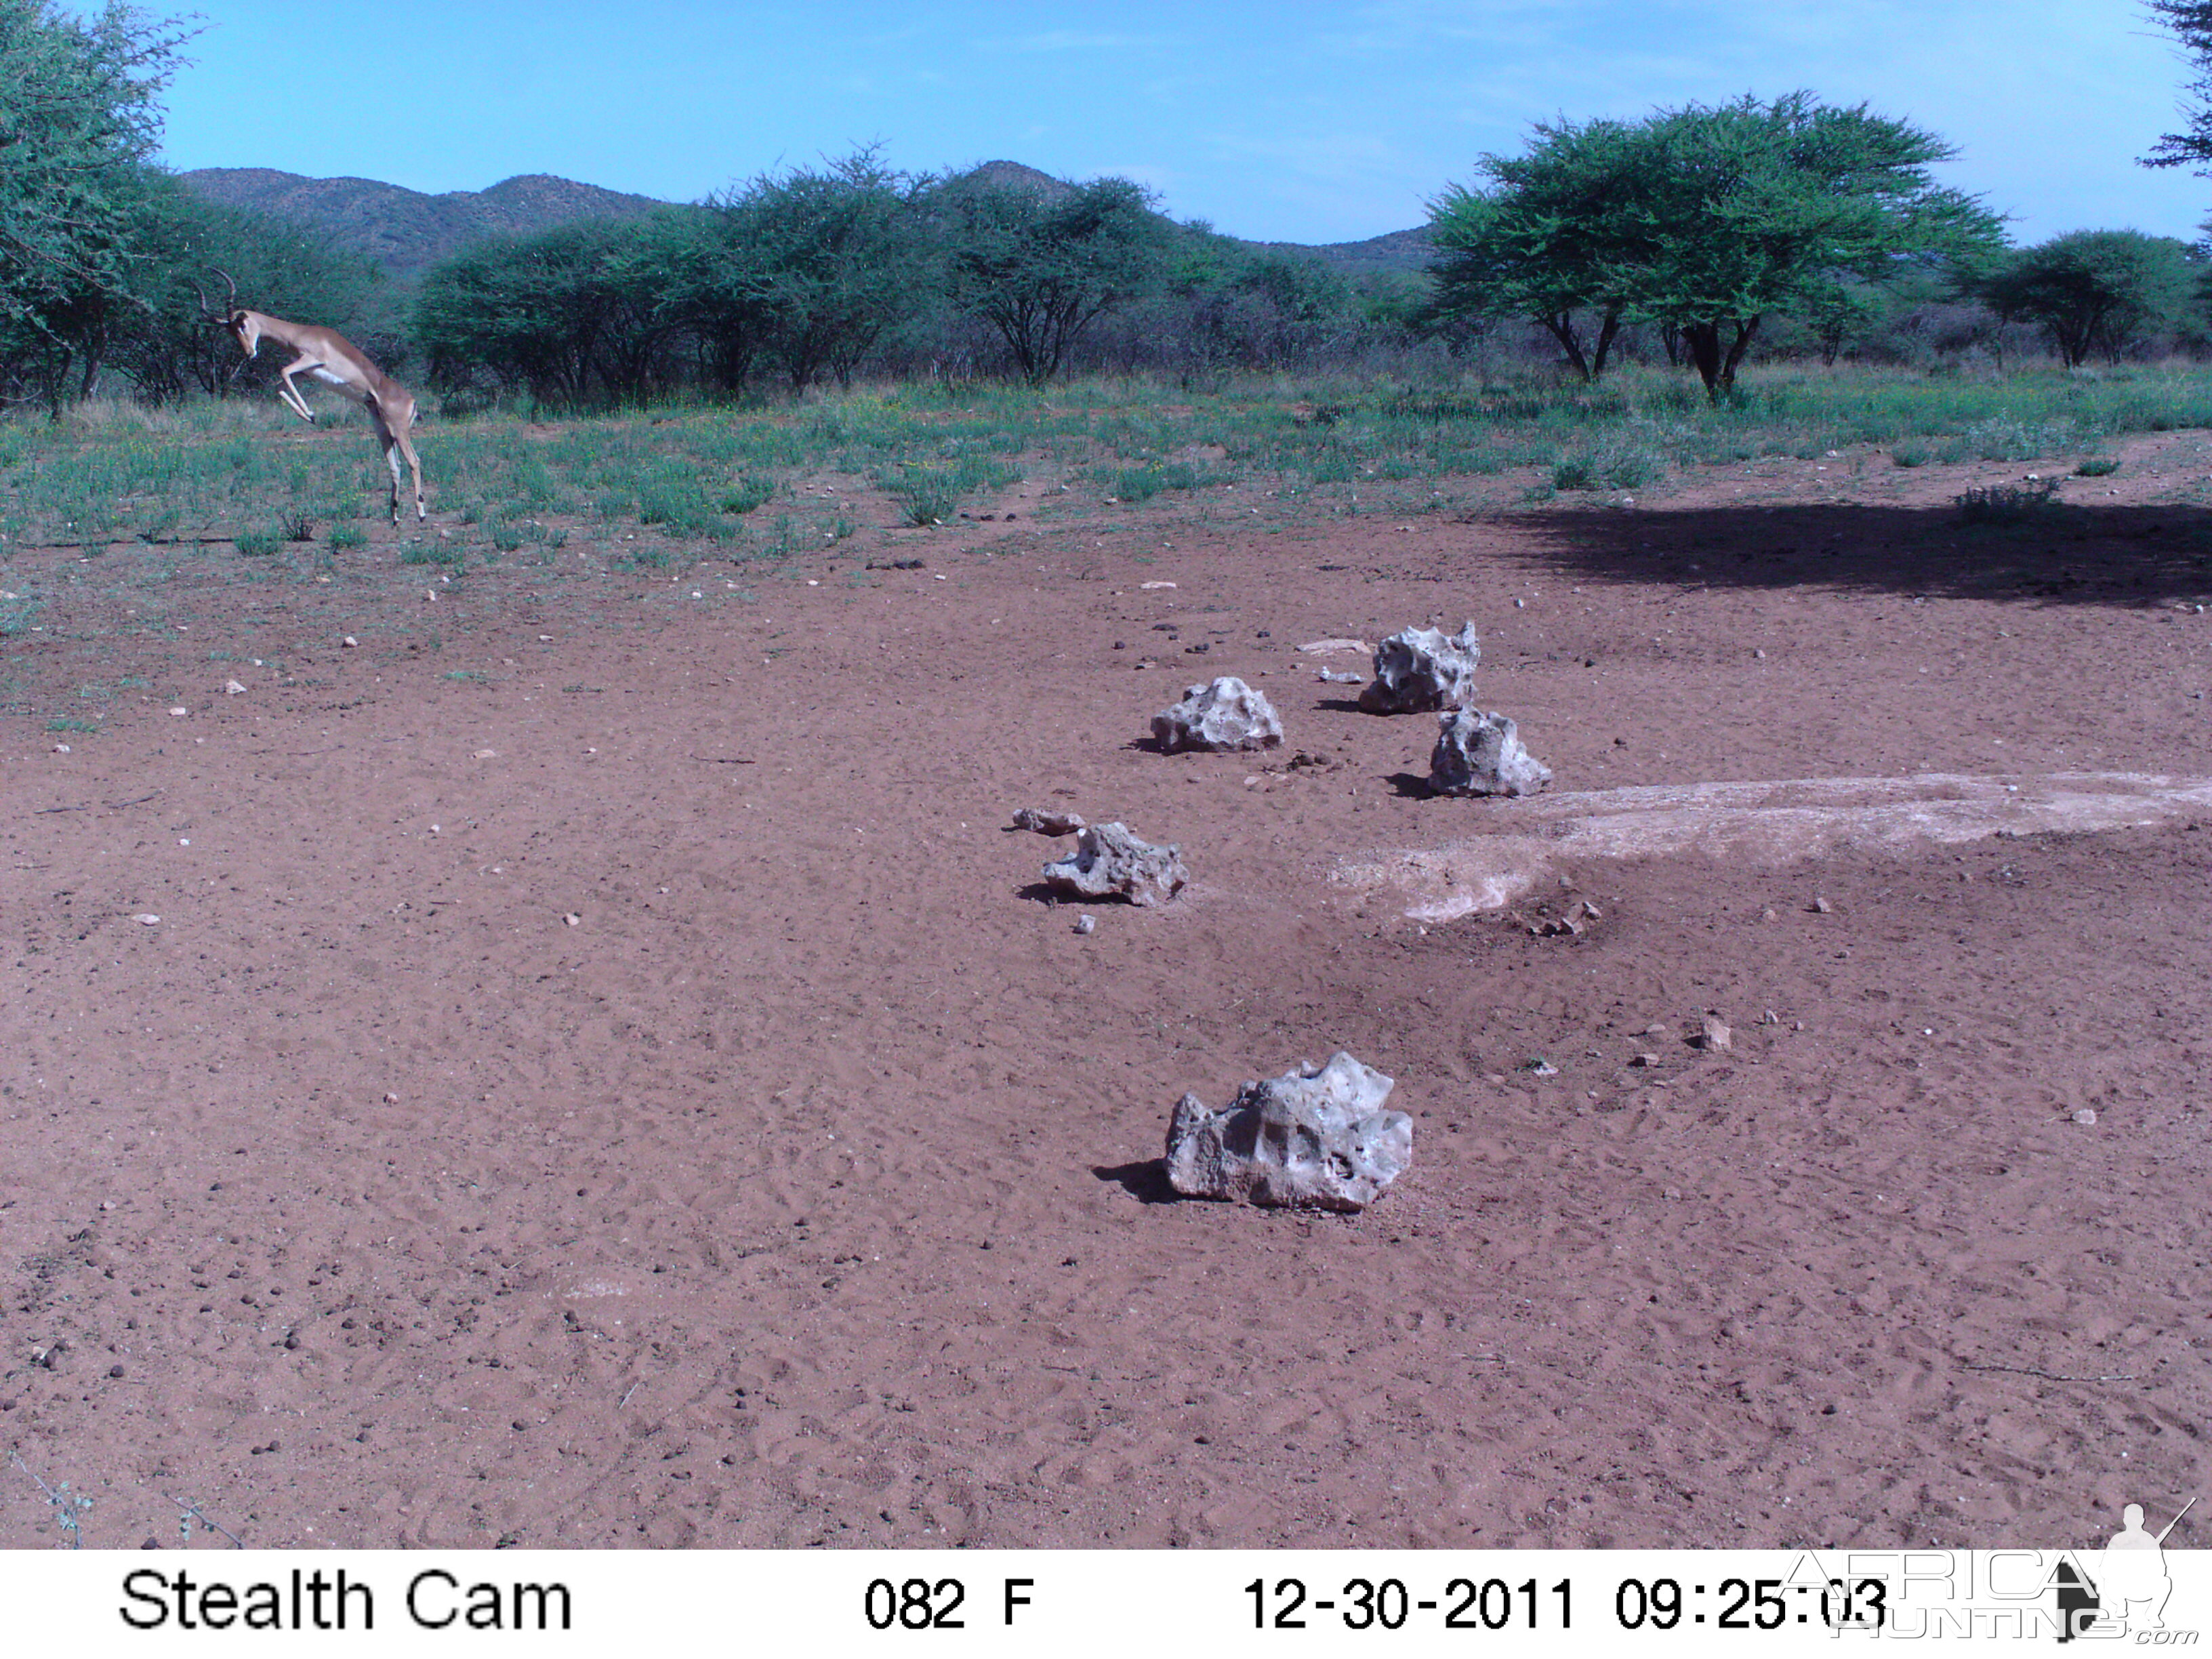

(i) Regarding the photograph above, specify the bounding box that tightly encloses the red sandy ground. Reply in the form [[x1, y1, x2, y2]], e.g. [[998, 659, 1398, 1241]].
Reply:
[[4, 431, 2212, 1551]]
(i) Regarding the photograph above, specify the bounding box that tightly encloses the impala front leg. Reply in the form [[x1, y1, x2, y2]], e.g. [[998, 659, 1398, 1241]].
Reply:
[[275, 355, 320, 423]]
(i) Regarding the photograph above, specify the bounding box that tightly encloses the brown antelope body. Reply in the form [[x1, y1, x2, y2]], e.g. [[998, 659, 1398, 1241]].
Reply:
[[204, 274, 425, 525]]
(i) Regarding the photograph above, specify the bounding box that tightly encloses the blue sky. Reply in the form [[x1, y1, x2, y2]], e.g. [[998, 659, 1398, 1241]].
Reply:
[[150, 0, 2211, 247]]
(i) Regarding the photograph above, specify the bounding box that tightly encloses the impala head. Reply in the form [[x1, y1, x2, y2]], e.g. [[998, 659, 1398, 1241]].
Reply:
[[194, 269, 260, 358]]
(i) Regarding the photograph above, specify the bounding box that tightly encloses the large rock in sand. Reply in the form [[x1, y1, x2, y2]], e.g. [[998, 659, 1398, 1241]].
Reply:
[[1042, 821, 1189, 906], [1152, 676, 1283, 752], [1429, 708, 1551, 797], [1359, 623, 1481, 714], [1165, 1052, 1412, 1211]]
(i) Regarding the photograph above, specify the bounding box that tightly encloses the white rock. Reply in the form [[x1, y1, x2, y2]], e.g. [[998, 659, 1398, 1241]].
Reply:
[[51, 743, 69, 754], [1361, 623, 1481, 714], [1042, 821, 1188, 907], [224, 680, 247, 696], [2072, 1107, 2097, 1126], [167, 706, 188, 717], [1165, 1052, 1412, 1212], [1073, 914, 1096, 935], [1152, 676, 1283, 752], [1429, 708, 1552, 797], [1012, 807, 1085, 836], [132, 914, 159, 926]]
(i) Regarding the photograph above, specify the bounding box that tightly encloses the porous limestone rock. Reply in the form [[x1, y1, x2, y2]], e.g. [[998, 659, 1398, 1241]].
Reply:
[[1165, 1052, 1412, 1212], [1011, 807, 1085, 836], [1359, 622, 1481, 714], [1151, 676, 1283, 753], [1429, 708, 1552, 798], [1042, 821, 1188, 907]]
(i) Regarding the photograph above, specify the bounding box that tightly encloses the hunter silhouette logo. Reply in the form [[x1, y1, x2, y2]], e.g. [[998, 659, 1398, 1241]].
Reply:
[[2056, 1496, 2196, 1642]]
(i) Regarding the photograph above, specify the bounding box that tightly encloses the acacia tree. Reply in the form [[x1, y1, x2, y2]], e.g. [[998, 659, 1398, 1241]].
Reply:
[[647, 205, 769, 394], [1427, 116, 1641, 382], [935, 173, 1164, 383], [415, 218, 677, 405], [1968, 231, 2200, 366], [2146, 1, 2212, 171], [0, 1, 194, 409], [1431, 93, 2002, 398], [1631, 96, 2000, 396], [714, 149, 934, 391]]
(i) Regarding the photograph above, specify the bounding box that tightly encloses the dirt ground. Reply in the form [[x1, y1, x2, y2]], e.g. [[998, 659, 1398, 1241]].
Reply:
[[5, 431, 2212, 1551]]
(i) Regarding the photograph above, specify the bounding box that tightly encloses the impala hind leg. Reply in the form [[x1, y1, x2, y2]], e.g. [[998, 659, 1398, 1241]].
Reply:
[[375, 413, 426, 525], [392, 420, 425, 522]]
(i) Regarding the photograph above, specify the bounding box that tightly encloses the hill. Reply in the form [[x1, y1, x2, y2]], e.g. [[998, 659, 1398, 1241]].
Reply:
[[1270, 225, 1433, 277], [180, 163, 1435, 283], [177, 169, 670, 276]]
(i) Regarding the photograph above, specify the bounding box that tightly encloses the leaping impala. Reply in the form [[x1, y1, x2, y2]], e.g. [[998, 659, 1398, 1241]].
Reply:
[[199, 271, 426, 526]]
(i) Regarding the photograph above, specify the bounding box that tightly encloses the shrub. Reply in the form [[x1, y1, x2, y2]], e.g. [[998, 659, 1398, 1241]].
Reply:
[[234, 530, 281, 556], [2075, 457, 2121, 477], [888, 466, 959, 525], [1956, 478, 2061, 523], [328, 523, 366, 551], [1553, 438, 1662, 491], [720, 476, 775, 514]]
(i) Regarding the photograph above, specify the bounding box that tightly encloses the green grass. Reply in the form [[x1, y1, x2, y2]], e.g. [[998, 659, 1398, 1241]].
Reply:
[[0, 363, 2205, 563]]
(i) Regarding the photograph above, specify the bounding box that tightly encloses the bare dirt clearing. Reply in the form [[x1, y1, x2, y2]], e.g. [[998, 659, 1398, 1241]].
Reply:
[[5, 436, 2212, 1549]]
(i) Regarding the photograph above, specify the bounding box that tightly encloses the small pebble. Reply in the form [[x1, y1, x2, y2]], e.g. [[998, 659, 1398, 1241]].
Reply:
[[563, 913, 581, 927], [133, 914, 160, 926], [342, 635, 357, 647], [167, 705, 187, 717], [1073, 915, 1095, 935], [224, 680, 247, 695], [2072, 1107, 2097, 1126]]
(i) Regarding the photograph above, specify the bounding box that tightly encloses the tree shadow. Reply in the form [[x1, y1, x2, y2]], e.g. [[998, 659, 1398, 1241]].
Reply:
[[1090, 1160, 1183, 1204], [1502, 501, 2212, 608]]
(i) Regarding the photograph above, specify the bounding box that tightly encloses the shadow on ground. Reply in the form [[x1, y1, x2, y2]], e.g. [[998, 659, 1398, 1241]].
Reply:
[[1092, 1160, 1180, 1204], [1501, 501, 2212, 607]]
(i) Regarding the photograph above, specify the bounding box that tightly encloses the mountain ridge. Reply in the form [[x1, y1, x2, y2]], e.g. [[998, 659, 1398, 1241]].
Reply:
[[178, 165, 1431, 279]]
